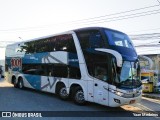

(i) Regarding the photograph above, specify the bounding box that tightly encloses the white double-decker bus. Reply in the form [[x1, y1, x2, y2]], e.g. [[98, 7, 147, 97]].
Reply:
[[5, 27, 142, 107]]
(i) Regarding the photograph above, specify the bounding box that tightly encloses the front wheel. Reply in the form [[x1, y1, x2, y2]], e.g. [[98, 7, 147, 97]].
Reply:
[[73, 87, 86, 105]]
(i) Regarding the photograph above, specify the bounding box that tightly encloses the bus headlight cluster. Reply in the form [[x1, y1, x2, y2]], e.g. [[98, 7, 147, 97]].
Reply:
[[109, 89, 125, 97], [116, 91, 124, 97], [109, 88, 142, 98]]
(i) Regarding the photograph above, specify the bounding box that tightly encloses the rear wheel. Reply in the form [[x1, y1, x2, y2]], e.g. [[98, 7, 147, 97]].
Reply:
[[12, 77, 18, 88], [18, 78, 24, 89], [73, 87, 86, 105], [57, 86, 69, 100]]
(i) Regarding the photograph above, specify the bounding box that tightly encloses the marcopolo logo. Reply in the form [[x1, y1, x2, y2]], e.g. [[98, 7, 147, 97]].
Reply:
[[11, 58, 22, 69]]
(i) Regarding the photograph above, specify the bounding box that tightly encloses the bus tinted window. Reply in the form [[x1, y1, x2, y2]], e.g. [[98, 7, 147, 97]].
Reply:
[[22, 64, 45, 76], [105, 30, 133, 49], [53, 65, 68, 78], [22, 64, 81, 79], [76, 30, 109, 82], [76, 30, 104, 49], [68, 66, 81, 79], [20, 34, 76, 54]]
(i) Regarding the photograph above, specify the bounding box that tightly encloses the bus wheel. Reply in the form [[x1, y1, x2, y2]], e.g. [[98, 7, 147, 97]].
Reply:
[[73, 87, 86, 105], [58, 86, 69, 100], [12, 77, 18, 88], [14, 82, 18, 88], [18, 79, 24, 89]]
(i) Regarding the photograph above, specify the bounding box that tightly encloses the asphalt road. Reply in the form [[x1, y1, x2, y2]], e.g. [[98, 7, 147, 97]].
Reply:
[[0, 79, 159, 120]]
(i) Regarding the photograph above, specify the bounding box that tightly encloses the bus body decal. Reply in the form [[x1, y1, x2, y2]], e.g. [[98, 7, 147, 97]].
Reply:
[[41, 77, 61, 90], [24, 75, 41, 89]]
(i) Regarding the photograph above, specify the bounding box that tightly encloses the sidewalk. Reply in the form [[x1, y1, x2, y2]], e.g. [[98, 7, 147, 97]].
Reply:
[[0, 78, 13, 87], [142, 93, 160, 100]]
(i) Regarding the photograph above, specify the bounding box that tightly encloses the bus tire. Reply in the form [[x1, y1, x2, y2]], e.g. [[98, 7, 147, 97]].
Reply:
[[57, 86, 69, 100], [18, 78, 24, 89], [14, 82, 18, 88], [73, 87, 86, 105], [12, 77, 18, 88]]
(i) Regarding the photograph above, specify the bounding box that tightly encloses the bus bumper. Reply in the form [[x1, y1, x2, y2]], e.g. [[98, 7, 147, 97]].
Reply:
[[108, 93, 142, 107]]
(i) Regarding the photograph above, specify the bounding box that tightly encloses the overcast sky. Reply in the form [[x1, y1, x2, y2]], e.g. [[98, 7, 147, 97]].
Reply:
[[0, 0, 160, 60]]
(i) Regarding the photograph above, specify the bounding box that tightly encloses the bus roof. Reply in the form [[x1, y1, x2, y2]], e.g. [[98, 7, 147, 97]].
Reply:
[[6, 27, 126, 47], [74, 27, 125, 34]]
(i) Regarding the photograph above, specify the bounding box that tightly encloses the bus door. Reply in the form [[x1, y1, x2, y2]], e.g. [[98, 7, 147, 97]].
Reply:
[[93, 62, 109, 106]]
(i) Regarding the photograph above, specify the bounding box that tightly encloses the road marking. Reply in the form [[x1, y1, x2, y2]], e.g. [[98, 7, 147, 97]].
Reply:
[[136, 103, 160, 119], [137, 103, 154, 112], [121, 105, 142, 111], [142, 97, 160, 105]]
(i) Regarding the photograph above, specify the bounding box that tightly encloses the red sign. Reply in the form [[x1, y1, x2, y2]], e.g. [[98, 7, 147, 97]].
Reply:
[[11, 58, 22, 69]]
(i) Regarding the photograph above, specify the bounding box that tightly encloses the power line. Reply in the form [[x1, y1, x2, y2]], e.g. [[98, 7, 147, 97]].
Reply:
[[130, 32, 160, 47], [134, 43, 160, 47], [130, 33, 160, 40], [128, 27, 160, 34], [1, 9, 160, 33], [131, 37, 160, 40], [0, 4, 160, 32], [130, 32, 160, 36], [63, 9, 160, 25], [134, 39, 160, 45], [157, 0, 160, 4], [137, 49, 160, 53], [62, 4, 160, 24], [75, 9, 160, 26]]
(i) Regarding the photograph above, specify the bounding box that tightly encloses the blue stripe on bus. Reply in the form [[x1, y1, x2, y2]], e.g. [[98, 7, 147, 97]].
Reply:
[[23, 52, 49, 64], [24, 75, 41, 90]]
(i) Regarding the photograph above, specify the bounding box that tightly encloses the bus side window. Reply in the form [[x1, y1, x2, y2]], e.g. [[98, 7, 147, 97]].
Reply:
[[68, 66, 81, 79], [94, 64, 108, 82], [89, 33, 103, 48], [48, 66, 54, 76], [77, 30, 104, 49], [54, 65, 68, 78]]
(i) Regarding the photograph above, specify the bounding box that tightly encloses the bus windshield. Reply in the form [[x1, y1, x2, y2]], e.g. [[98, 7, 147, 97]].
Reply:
[[118, 61, 141, 88], [105, 29, 133, 49]]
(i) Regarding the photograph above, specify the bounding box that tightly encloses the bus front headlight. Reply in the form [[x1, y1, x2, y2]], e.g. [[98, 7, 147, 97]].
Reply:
[[109, 88, 124, 97], [116, 91, 124, 97]]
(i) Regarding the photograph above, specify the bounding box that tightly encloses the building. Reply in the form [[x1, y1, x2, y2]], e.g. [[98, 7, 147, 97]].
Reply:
[[139, 54, 160, 83]]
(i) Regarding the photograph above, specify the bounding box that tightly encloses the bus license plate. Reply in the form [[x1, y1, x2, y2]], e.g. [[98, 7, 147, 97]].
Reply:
[[129, 100, 135, 104]]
